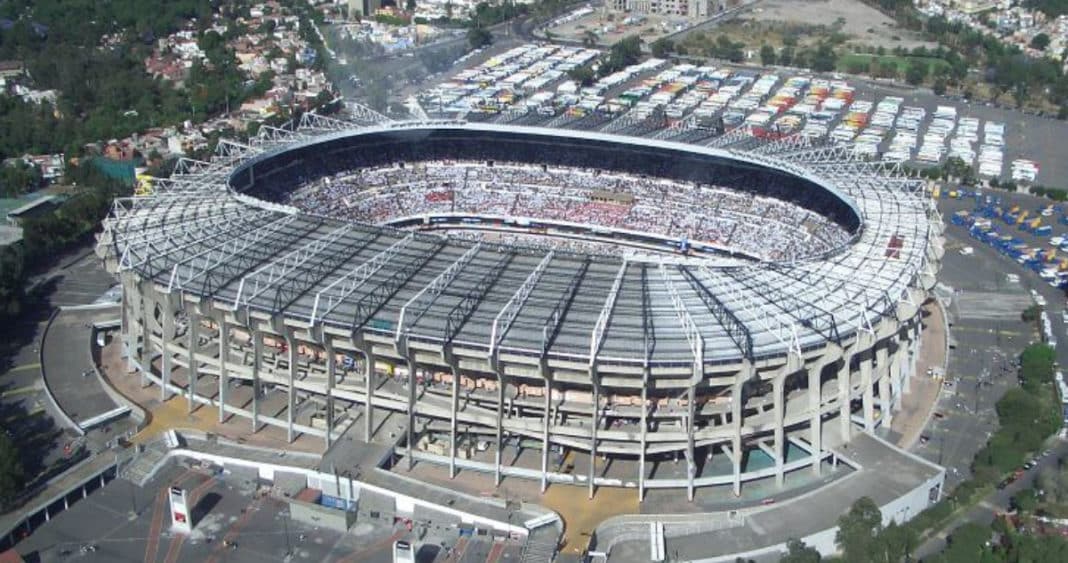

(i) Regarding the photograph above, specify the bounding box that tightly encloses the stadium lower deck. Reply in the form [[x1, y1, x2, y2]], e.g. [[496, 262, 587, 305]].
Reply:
[[99, 119, 944, 499], [279, 160, 853, 261]]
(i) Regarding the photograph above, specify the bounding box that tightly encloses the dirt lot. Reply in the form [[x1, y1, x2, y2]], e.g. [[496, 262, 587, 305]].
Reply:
[[548, 10, 689, 46], [742, 0, 935, 49]]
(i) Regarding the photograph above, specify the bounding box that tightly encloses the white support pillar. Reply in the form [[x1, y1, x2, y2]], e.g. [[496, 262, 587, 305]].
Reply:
[[838, 355, 852, 441], [808, 362, 823, 476], [252, 330, 262, 433], [861, 353, 875, 433], [140, 292, 152, 387], [494, 370, 506, 487], [406, 355, 417, 471], [879, 374, 893, 427], [686, 385, 696, 502], [122, 279, 135, 368], [324, 341, 335, 448], [897, 335, 911, 396], [161, 303, 173, 401], [287, 333, 297, 443], [449, 364, 460, 479], [540, 374, 551, 494], [773, 376, 785, 488], [218, 319, 229, 423], [731, 379, 743, 497], [186, 312, 199, 414], [364, 349, 375, 442], [589, 383, 599, 500], [876, 344, 891, 425], [638, 383, 648, 503]]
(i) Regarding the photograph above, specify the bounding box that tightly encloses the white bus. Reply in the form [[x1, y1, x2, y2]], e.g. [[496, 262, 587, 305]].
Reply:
[[392, 540, 414, 563]]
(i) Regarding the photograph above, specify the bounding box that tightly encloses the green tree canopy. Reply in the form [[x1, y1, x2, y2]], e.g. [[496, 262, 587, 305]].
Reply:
[[0, 431, 24, 509], [836, 496, 883, 561], [780, 538, 820, 563]]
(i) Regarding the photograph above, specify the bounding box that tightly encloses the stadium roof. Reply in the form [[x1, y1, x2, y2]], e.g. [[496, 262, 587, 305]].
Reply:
[[98, 116, 941, 371]]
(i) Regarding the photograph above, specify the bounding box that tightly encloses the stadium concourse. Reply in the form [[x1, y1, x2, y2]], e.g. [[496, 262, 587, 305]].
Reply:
[[96, 113, 944, 526]]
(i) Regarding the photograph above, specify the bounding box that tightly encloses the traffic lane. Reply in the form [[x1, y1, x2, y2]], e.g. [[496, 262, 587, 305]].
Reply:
[[939, 190, 1068, 366], [914, 439, 1068, 560]]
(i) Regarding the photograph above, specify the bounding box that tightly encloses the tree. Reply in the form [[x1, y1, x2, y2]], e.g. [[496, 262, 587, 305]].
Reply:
[[811, 42, 837, 72], [1022, 304, 1043, 323], [467, 25, 492, 50], [780, 538, 820, 563], [875, 521, 917, 562], [933, 77, 948, 95], [568, 64, 596, 87], [906, 61, 929, 85], [582, 29, 599, 48], [779, 46, 795, 66], [0, 432, 24, 509], [651, 37, 674, 58], [760, 44, 777, 66], [836, 496, 882, 562], [1031, 33, 1051, 51], [942, 522, 989, 563], [598, 35, 643, 76]]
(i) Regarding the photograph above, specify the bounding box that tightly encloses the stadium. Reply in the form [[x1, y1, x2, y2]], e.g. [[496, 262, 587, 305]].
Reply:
[[96, 113, 944, 502]]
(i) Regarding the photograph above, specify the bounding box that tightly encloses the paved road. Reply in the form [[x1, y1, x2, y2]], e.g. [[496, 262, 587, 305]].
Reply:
[[913, 440, 1067, 560], [910, 189, 1068, 559]]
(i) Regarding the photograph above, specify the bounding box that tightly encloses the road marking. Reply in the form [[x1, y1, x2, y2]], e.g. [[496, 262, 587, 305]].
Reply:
[[144, 469, 196, 563], [205, 496, 262, 563], [445, 536, 470, 563], [336, 528, 408, 563], [2, 363, 41, 375], [1, 384, 39, 398], [486, 540, 506, 563], [160, 476, 215, 563]]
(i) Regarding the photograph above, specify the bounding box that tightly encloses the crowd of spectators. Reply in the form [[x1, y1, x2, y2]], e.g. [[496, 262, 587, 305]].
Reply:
[[278, 160, 852, 261]]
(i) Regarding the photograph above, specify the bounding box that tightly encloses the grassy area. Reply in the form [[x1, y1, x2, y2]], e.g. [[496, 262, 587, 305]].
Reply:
[[837, 52, 951, 74]]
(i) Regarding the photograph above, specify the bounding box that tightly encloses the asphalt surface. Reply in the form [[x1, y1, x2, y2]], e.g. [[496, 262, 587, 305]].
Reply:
[[905, 226, 1034, 492], [907, 189, 1068, 559], [0, 244, 123, 501], [16, 455, 523, 563], [42, 306, 124, 427]]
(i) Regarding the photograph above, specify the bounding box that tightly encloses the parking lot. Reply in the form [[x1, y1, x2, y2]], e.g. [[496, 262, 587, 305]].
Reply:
[[14, 458, 517, 563], [415, 42, 1068, 186], [902, 188, 1068, 489], [0, 245, 123, 499]]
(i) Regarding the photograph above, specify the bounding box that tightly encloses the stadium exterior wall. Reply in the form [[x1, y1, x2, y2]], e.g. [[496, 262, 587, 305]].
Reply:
[[101, 122, 943, 502]]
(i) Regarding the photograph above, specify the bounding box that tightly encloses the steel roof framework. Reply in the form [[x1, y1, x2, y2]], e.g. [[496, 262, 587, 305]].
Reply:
[[98, 119, 936, 370]]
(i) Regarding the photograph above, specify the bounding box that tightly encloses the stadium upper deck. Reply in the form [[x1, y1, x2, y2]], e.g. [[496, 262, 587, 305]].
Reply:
[[97, 116, 944, 499], [102, 120, 937, 366]]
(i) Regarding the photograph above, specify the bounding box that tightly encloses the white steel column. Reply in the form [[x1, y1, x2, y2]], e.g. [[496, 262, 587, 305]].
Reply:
[[876, 344, 890, 425], [324, 341, 336, 448], [160, 302, 173, 401], [638, 382, 648, 502], [140, 291, 152, 387], [494, 370, 505, 487], [449, 364, 460, 479], [218, 319, 229, 423], [186, 312, 199, 413], [838, 354, 852, 442], [773, 376, 785, 488], [286, 332, 297, 443], [589, 383, 599, 500], [732, 379, 744, 497], [897, 335, 914, 397], [808, 362, 822, 476], [251, 330, 263, 433], [861, 353, 875, 433], [540, 374, 551, 494], [406, 355, 417, 470], [364, 349, 375, 442]]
